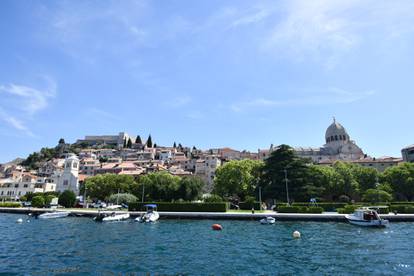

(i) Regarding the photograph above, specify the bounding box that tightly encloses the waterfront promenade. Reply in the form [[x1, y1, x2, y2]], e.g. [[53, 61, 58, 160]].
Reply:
[[1, 207, 414, 221]]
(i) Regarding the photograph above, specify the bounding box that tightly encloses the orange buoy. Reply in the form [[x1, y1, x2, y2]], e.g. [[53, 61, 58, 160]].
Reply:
[[212, 224, 223, 231]]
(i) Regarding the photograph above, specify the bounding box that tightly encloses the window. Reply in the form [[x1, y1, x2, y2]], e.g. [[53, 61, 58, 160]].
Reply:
[[1, 191, 3, 195], [14, 184, 19, 188], [18, 191, 21, 196], [335, 135, 338, 141], [24, 184, 28, 188], [331, 136, 334, 141], [63, 180, 69, 186]]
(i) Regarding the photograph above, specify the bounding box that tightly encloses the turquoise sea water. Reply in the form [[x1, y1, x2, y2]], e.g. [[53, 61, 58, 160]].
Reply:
[[0, 213, 413, 275]]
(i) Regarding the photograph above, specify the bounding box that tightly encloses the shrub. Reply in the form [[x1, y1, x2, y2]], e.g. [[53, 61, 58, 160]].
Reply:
[[375, 206, 390, 214], [362, 189, 392, 203], [389, 205, 414, 214], [108, 193, 138, 205], [337, 205, 359, 214], [58, 190, 76, 208], [129, 202, 228, 212], [292, 202, 347, 212], [304, 207, 324, 214], [44, 195, 57, 206], [405, 206, 414, 214], [338, 195, 351, 203], [32, 196, 45, 208], [239, 201, 261, 210], [203, 194, 223, 203], [243, 196, 256, 208], [19, 195, 27, 202], [277, 206, 300, 213], [0, 202, 21, 208]]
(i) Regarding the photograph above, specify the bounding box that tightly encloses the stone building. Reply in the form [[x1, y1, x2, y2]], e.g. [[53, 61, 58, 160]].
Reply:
[[402, 145, 414, 163], [294, 118, 365, 163], [56, 154, 80, 195]]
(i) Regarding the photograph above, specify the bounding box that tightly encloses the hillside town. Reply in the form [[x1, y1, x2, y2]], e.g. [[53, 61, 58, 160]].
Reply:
[[0, 119, 413, 200]]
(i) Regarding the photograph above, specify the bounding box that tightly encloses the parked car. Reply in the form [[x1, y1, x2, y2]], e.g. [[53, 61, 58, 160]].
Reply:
[[91, 202, 107, 208], [22, 201, 31, 207]]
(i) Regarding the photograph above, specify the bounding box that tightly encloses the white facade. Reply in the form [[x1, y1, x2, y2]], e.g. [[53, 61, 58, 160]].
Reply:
[[56, 154, 80, 195], [195, 155, 221, 192]]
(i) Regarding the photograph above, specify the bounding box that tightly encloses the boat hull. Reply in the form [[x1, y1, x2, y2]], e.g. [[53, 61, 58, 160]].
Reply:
[[345, 215, 388, 227], [101, 213, 130, 222], [38, 211, 70, 219], [260, 217, 276, 224], [135, 211, 159, 223]]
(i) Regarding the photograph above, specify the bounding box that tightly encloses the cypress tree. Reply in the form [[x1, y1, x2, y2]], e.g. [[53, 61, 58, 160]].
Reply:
[[123, 138, 127, 148], [146, 135, 153, 148], [127, 138, 132, 148], [135, 135, 142, 144], [153, 143, 157, 148], [173, 142, 177, 148]]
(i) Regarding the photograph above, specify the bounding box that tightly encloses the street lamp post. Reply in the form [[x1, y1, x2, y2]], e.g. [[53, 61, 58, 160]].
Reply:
[[141, 183, 145, 203], [259, 186, 262, 211], [83, 186, 88, 208], [284, 168, 290, 206]]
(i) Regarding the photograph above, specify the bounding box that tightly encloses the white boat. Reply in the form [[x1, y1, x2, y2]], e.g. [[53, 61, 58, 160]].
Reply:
[[94, 212, 130, 222], [260, 217, 276, 224], [135, 204, 159, 223], [105, 205, 123, 210], [38, 211, 70, 219], [345, 207, 389, 227]]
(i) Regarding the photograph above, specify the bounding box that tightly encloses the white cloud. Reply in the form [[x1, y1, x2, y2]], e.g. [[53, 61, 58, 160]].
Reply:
[[167, 96, 192, 108], [0, 77, 56, 135], [86, 107, 120, 121], [0, 108, 34, 137], [231, 87, 375, 112], [261, 0, 414, 67]]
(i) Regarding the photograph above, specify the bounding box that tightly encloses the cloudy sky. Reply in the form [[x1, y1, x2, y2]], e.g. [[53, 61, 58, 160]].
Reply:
[[0, 0, 413, 162]]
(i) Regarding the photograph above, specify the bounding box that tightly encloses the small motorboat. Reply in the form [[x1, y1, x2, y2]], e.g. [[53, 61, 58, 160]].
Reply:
[[345, 207, 389, 227], [38, 211, 70, 219], [94, 211, 130, 222], [260, 216, 276, 224], [135, 204, 159, 223]]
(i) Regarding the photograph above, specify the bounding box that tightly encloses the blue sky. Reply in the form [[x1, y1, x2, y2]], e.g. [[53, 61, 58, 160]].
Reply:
[[0, 0, 413, 163]]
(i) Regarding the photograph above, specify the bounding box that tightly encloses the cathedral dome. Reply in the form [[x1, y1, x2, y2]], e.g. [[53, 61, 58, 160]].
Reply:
[[325, 118, 349, 143]]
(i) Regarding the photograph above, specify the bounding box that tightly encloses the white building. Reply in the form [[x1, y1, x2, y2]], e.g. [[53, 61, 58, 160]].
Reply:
[[0, 174, 56, 200], [261, 119, 365, 163], [195, 155, 221, 192], [402, 145, 414, 163], [56, 154, 80, 195]]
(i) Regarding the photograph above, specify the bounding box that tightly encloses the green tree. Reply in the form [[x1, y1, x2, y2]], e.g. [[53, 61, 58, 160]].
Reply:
[[259, 145, 311, 202], [177, 176, 204, 201], [84, 174, 137, 200], [32, 196, 45, 208], [135, 172, 180, 201], [204, 194, 224, 202], [123, 138, 127, 148], [214, 159, 263, 200], [382, 163, 414, 200], [58, 190, 77, 208], [362, 189, 392, 203], [146, 135, 153, 148], [353, 165, 379, 193], [173, 142, 177, 148], [135, 135, 142, 144], [44, 195, 57, 206], [127, 138, 132, 148], [331, 161, 360, 200], [108, 193, 138, 205]]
